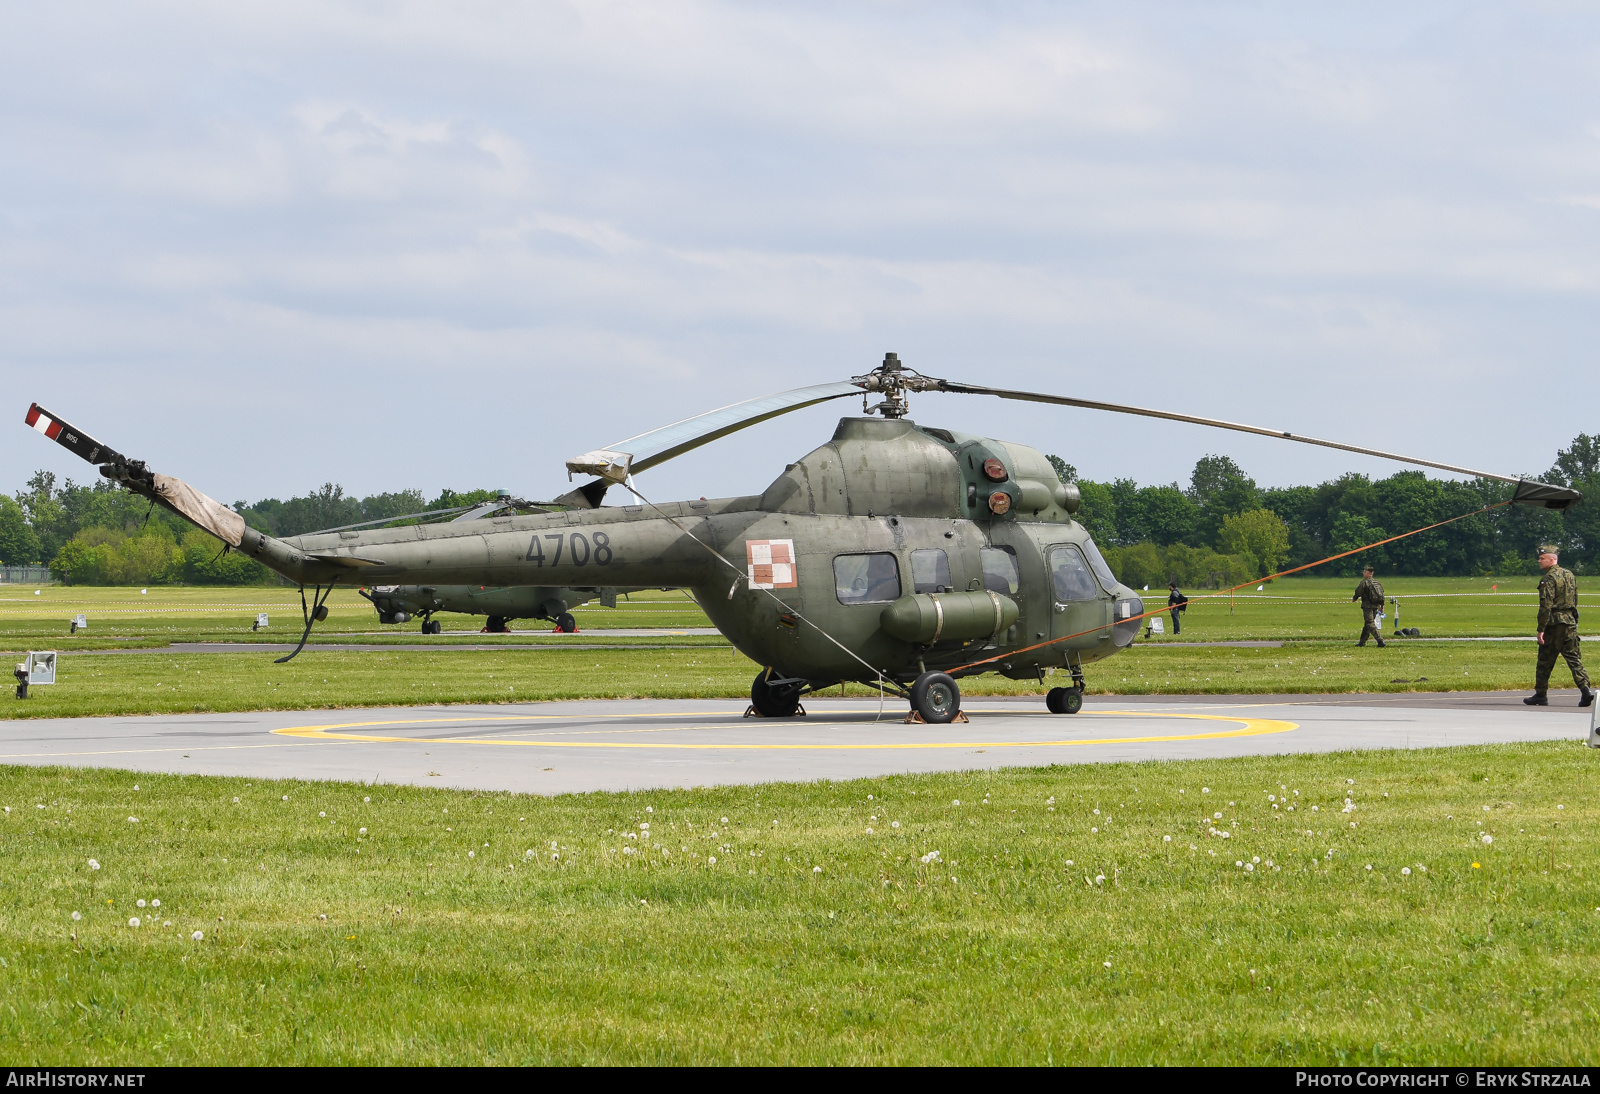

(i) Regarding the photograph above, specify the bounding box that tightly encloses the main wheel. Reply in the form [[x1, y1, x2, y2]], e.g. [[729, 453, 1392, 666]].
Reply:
[[1046, 686, 1083, 714], [554, 612, 578, 634], [483, 616, 509, 634], [910, 672, 960, 725], [750, 671, 804, 718]]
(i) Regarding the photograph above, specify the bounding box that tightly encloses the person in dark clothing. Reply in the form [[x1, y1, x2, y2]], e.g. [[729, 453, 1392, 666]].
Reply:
[[1352, 565, 1386, 647], [1167, 582, 1188, 635]]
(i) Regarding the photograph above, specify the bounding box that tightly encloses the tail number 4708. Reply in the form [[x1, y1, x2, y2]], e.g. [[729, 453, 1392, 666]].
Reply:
[[525, 531, 612, 566]]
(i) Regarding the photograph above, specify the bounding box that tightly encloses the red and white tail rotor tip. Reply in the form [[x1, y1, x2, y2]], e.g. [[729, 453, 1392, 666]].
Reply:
[[25, 403, 62, 440]]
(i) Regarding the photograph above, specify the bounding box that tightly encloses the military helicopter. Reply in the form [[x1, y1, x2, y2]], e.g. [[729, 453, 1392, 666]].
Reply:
[[23, 354, 1580, 723]]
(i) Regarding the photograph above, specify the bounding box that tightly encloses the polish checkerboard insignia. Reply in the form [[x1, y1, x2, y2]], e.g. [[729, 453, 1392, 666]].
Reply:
[[746, 539, 797, 590]]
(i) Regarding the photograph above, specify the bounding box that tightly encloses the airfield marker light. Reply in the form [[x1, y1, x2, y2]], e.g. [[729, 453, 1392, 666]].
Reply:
[[982, 458, 1008, 481], [988, 491, 1011, 515]]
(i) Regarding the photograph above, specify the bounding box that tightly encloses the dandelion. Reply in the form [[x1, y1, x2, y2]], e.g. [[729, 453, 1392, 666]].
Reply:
[[1093, 808, 1101, 816], [163, 921, 171, 928], [1091, 827, 1099, 834], [1221, 832, 1231, 839], [319, 913, 327, 921], [1235, 860, 1243, 867], [319, 811, 326, 818], [919, 850, 942, 864], [128, 817, 138, 823], [1401, 867, 1412, 876], [1347, 779, 1354, 785], [1163, 835, 1172, 842], [891, 821, 900, 829], [468, 850, 475, 858], [1094, 875, 1105, 885], [1483, 805, 1490, 812], [71, 911, 81, 921], [1350, 822, 1357, 829], [88, 859, 100, 871], [364, 796, 371, 803], [1202, 788, 1210, 794], [1214, 812, 1223, 820], [128, 917, 140, 928], [1481, 833, 1493, 844], [282, 795, 288, 801], [137, 899, 146, 908], [1558, 804, 1564, 810], [1065, 860, 1074, 867], [646, 806, 654, 814], [192, 931, 203, 941], [707, 855, 716, 864], [867, 795, 873, 801], [1103, 961, 1112, 968], [814, 866, 823, 874], [866, 828, 874, 834], [1244, 862, 1255, 872], [1311, 805, 1319, 812], [232, 797, 239, 804], [359, 827, 367, 835], [721, 817, 729, 824], [1472, 862, 1481, 869], [1252, 856, 1260, 864], [952, 800, 960, 806]]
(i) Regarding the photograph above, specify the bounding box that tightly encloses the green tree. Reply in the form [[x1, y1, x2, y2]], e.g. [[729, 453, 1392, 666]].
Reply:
[[1219, 509, 1291, 578], [0, 496, 41, 564], [1188, 455, 1259, 546]]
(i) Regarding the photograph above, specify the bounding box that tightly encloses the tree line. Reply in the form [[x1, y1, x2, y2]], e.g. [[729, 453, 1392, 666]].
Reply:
[[1, 432, 1593, 586], [1050, 431, 1598, 588]]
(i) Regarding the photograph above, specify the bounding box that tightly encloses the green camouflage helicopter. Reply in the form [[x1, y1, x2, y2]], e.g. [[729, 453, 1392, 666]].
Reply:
[[23, 355, 1580, 723]]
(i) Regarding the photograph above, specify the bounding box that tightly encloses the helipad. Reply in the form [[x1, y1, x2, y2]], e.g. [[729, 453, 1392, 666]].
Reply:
[[0, 691, 1590, 794]]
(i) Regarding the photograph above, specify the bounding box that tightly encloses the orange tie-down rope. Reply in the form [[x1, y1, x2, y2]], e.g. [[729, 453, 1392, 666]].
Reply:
[[953, 499, 1515, 676]]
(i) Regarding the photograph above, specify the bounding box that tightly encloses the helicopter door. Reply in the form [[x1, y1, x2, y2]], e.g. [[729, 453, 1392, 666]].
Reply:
[[1048, 544, 1111, 645]]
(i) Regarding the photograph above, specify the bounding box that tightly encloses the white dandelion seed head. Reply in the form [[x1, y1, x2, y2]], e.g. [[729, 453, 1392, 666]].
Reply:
[[127, 817, 138, 823], [867, 795, 873, 800], [1214, 812, 1223, 820], [282, 796, 288, 801], [891, 821, 900, 829], [232, 797, 239, 804], [363, 796, 370, 803], [163, 921, 171, 928], [952, 800, 960, 806], [1091, 827, 1098, 833], [151, 899, 159, 908], [71, 911, 81, 921], [319, 913, 327, 921], [1163, 835, 1172, 842], [866, 828, 874, 834], [128, 917, 140, 928], [1093, 808, 1100, 815], [1401, 867, 1412, 875], [192, 931, 203, 941], [1252, 857, 1260, 864], [1366, 864, 1373, 871], [721, 817, 729, 824], [1268, 795, 1276, 802], [814, 866, 823, 873], [707, 855, 716, 864], [468, 850, 475, 858], [1065, 860, 1074, 867], [1236, 860, 1243, 867], [1221, 831, 1231, 839], [1244, 863, 1255, 872], [1483, 805, 1491, 812], [87, 859, 99, 871], [1095, 875, 1105, 884], [646, 806, 653, 813], [1202, 788, 1210, 794], [1347, 779, 1354, 785], [319, 811, 325, 818], [525, 849, 534, 859], [1482, 833, 1494, 844], [136, 899, 146, 908], [1350, 822, 1357, 829], [1103, 961, 1112, 968]]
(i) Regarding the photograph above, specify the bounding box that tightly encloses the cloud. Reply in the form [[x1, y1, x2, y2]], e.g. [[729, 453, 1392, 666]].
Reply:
[[2, 1, 1598, 504]]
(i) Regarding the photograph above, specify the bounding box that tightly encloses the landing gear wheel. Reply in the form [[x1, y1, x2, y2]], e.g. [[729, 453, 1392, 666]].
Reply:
[[422, 620, 441, 635], [910, 672, 961, 725], [1046, 686, 1083, 715], [483, 616, 510, 634], [554, 612, 578, 634], [750, 671, 804, 718]]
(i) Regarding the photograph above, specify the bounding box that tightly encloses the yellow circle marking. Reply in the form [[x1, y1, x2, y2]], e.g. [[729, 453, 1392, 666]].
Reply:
[[272, 709, 1296, 750]]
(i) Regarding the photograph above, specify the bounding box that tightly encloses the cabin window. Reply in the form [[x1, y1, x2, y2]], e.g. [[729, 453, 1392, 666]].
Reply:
[[1049, 545, 1100, 601], [979, 546, 1019, 595], [1080, 538, 1119, 592], [834, 553, 902, 605], [911, 549, 952, 594]]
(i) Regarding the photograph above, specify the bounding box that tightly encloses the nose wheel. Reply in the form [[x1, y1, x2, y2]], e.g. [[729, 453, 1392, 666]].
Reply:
[[1046, 686, 1083, 714], [749, 670, 805, 718]]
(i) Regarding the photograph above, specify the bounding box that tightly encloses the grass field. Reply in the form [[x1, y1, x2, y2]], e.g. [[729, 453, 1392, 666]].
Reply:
[[5, 742, 1597, 1064], [1, 578, 1594, 718]]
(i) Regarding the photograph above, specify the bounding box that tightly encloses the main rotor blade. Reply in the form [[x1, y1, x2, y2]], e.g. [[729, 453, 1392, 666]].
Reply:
[[566, 381, 863, 483], [926, 380, 1582, 509]]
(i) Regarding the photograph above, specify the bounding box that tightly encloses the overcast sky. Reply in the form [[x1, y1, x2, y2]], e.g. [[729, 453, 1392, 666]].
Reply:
[[3, 1, 1598, 507]]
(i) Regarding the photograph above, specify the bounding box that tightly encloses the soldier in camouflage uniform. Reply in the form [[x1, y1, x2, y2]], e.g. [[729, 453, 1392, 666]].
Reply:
[[1525, 546, 1593, 707], [1352, 565, 1386, 648]]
